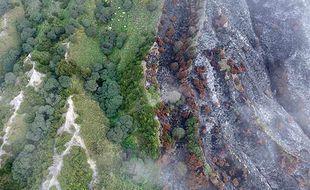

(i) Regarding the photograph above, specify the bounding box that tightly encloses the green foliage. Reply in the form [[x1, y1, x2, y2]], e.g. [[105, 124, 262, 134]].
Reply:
[[146, 1, 158, 12], [0, 160, 22, 190], [0, 0, 9, 16], [94, 1, 114, 24], [4, 72, 17, 85], [0, 49, 20, 80], [26, 105, 54, 142], [122, 0, 133, 11], [58, 76, 72, 88], [85, 79, 98, 92], [56, 60, 77, 76], [107, 115, 133, 143], [122, 135, 138, 150], [31, 50, 51, 65], [58, 147, 92, 190], [43, 78, 60, 92], [172, 127, 186, 140], [116, 32, 128, 49], [12, 144, 36, 185], [96, 79, 123, 117], [186, 116, 203, 159]]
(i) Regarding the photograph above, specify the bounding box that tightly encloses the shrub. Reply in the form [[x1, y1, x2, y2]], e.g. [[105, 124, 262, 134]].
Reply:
[[4, 72, 16, 85], [95, 5, 114, 23], [116, 32, 128, 49], [12, 144, 36, 185], [146, 1, 158, 12], [58, 76, 72, 88], [31, 50, 51, 65], [101, 42, 114, 55], [122, 0, 133, 11], [85, 26, 97, 37], [172, 128, 185, 140], [85, 79, 98, 92], [56, 60, 77, 76]]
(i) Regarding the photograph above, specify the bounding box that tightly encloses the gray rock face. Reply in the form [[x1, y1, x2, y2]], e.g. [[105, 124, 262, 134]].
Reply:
[[195, 0, 310, 189]]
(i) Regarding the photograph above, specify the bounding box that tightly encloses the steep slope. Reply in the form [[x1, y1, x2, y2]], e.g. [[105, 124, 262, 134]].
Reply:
[[151, 0, 310, 189]]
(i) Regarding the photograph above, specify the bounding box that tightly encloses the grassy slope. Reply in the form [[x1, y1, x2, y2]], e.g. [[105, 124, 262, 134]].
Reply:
[[111, 0, 163, 158], [0, 0, 24, 57], [73, 87, 152, 189], [68, 0, 164, 158], [109, 0, 163, 66], [70, 30, 107, 67], [58, 147, 92, 190]]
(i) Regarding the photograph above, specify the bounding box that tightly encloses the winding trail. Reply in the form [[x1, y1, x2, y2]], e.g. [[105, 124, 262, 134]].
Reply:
[[0, 55, 45, 166], [0, 91, 24, 166], [41, 96, 98, 190], [0, 13, 8, 38], [63, 42, 70, 62]]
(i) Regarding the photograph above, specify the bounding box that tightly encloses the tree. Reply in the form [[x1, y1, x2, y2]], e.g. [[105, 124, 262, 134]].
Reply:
[[80, 18, 91, 28], [20, 27, 36, 43], [122, 0, 133, 11], [85, 79, 98, 92], [0, 0, 9, 17], [92, 63, 103, 72], [95, 4, 114, 23], [31, 50, 51, 65], [12, 144, 36, 184], [146, 1, 158, 12], [172, 128, 185, 140], [96, 79, 123, 117], [116, 32, 127, 49], [85, 26, 97, 37], [107, 126, 125, 143], [58, 76, 72, 88], [4, 72, 16, 85], [26, 114, 51, 142], [43, 78, 60, 92], [65, 24, 75, 35], [115, 115, 133, 133], [56, 60, 77, 76], [101, 42, 114, 55]]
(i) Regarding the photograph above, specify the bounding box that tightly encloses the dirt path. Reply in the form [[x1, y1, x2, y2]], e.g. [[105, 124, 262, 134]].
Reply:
[[0, 13, 8, 38], [0, 91, 24, 167], [41, 96, 98, 190]]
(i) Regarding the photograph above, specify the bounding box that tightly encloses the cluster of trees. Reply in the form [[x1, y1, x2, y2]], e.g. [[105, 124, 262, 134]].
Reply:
[[1, 0, 86, 188], [116, 32, 161, 158], [12, 144, 35, 185], [84, 63, 123, 117], [107, 115, 133, 143], [100, 30, 127, 55], [16, 18, 37, 53], [0, 0, 19, 16], [122, 0, 133, 11], [146, 1, 158, 12], [26, 105, 54, 142], [69, 2, 86, 19], [22, 0, 43, 24], [0, 49, 20, 83], [0, 0, 9, 16], [80, 18, 97, 38], [94, 1, 114, 24]]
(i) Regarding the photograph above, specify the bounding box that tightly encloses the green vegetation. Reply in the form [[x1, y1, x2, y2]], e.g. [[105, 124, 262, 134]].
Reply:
[[70, 31, 107, 67], [59, 147, 92, 190], [186, 116, 203, 159], [0, 0, 164, 189]]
